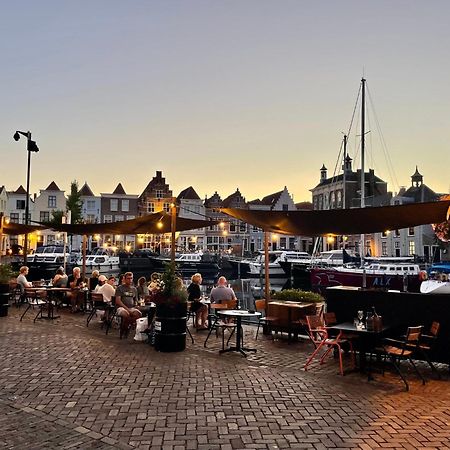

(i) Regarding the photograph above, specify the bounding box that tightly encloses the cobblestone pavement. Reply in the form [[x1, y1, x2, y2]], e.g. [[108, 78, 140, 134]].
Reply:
[[1, 307, 450, 449]]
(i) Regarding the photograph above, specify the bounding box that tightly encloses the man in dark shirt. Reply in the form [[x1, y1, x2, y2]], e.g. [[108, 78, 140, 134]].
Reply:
[[115, 271, 141, 337]]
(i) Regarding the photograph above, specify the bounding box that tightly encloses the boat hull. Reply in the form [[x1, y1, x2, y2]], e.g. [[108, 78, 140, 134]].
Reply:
[[420, 280, 450, 294]]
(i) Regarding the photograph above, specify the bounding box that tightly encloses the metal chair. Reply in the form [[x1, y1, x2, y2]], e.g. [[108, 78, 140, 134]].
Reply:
[[417, 322, 441, 379], [204, 299, 238, 349], [20, 289, 48, 322], [376, 325, 426, 391], [254, 299, 278, 340], [86, 292, 108, 327]]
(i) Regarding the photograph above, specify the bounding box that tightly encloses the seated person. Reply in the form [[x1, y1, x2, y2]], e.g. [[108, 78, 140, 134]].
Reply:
[[52, 267, 68, 287], [67, 267, 86, 312], [97, 275, 116, 303], [17, 266, 32, 291], [210, 276, 237, 304], [148, 272, 161, 294], [137, 276, 150, 300], [187, 273, 208, 329], [88, 270, 100, 291], [115, 272, 142, 336]]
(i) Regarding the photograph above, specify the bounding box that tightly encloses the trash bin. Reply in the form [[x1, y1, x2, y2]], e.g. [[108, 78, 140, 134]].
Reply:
[[154, 303, 187, 352], [0, 284, 10, 317]]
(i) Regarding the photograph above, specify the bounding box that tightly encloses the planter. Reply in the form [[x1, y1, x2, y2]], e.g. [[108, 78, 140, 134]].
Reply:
[[0, 284, 10, 317], [154, 302, 187, 352]]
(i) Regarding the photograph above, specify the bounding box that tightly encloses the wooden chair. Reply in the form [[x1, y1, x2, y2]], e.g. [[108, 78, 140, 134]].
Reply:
[[304, 314, 353, 376], [376, 325, 426, 391], [254, 299, 278, 340], [417, 322, 441, 379], [86, 292, 108, 327]]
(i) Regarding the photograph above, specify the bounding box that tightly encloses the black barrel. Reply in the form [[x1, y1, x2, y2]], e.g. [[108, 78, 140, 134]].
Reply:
[[154, 303, 187, 352], [0, 284, 10, 317]]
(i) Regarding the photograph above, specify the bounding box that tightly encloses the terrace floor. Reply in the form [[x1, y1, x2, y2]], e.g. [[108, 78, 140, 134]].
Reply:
[[1, 306, 449, 449]]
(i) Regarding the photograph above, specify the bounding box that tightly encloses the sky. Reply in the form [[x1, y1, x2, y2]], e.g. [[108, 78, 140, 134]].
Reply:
[[1, 0, 449, 203]]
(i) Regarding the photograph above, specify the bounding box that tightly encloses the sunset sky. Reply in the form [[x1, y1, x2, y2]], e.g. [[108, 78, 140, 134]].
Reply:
[[1, 1, 449, 203]]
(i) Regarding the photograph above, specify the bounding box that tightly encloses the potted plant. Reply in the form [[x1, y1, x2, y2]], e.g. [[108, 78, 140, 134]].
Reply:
[[152, 262, 188, 352], [0, 263, 15, 317]]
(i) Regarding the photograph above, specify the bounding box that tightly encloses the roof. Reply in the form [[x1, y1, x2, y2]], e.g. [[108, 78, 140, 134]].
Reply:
[[312, 170, 386, 189], [261, 190, 283, 206], [45, 181, 61, 191], [295, 201, 313, 211], [222, 189, 245, 208], [204, 192, 222, 208], [177, 186, 200, 201], [403, 184, 439, 203], [222, 200, 450, 237], [79, 183, 95, 197], [112, 183, 126, 195]]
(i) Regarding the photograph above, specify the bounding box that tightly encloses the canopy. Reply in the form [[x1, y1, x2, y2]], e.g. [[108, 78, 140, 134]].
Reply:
[[222, 200, 450, 236], [2, 222, 48, 235], [48, 211, 217, 235]]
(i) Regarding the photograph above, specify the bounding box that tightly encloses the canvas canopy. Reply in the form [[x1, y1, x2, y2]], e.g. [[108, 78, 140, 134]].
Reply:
[[48, 211, 217, 236], [2, 222, 48, 235], [222, 200, 450, 236]]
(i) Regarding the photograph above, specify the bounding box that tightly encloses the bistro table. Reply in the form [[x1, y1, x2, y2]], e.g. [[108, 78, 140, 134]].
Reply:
[[268, 301, 314, 342], [218, 310, 261, 357], [328, 321, 391, 379], [45, 287, 71, 319]]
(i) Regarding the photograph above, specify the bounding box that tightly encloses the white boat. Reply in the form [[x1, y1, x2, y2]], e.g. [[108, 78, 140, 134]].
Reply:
[[311, 250, 346, 267], [248, 251, 309, 277], [77, 248, 120, 273], [28, 245, 70, 269], [420, 279, 450, 294]]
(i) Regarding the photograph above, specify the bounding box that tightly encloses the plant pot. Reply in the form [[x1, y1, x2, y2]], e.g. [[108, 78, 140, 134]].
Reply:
[[154, 302, 187, 352]]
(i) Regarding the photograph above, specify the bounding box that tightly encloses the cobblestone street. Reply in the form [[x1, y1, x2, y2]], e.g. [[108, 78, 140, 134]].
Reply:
[[1, 307, 450, 449]]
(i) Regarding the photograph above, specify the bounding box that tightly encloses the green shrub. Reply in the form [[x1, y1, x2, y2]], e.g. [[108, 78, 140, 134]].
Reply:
[[0, 264, 16, 284], [272, 289, 324, 303]]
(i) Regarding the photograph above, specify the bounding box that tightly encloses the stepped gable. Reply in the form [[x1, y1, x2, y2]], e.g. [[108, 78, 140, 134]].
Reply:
[[204, 191, 222, 208], [222, 188, 246, 208], [178, 186, 200, 201], [261, 190, 283, 207], [45, 181, 61, 191], [140, 170, 172, 198], [79, 182, 94, 196], [112, 183, 126, 195]]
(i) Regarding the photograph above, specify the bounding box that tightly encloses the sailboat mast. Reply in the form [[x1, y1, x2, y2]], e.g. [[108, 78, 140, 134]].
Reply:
[[343, 134, 347, 209], [360, 77, 366, 261]]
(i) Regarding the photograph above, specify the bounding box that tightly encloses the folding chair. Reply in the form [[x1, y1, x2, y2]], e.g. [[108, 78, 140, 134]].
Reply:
[[204, 299, 238, 349]]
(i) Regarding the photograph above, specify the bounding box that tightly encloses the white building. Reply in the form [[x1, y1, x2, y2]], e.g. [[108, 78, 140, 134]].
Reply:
[[6, 185, 34, 251]]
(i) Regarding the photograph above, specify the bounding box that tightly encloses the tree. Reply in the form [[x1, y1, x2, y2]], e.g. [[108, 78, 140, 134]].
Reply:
[[66, 180, 83, 224]]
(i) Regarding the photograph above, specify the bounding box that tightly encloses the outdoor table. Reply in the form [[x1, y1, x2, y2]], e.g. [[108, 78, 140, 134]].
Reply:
[[328, 321, 390, 377], [218, 309, 261, 357], [45, 287, 71, 319], [268, 301, 314, 342]]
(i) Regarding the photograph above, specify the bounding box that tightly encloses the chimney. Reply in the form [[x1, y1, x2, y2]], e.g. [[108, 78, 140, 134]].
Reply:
[[320, 164, 327, 182]]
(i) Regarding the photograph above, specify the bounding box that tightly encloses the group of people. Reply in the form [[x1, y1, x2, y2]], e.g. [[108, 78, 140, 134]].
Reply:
[[187, 274, 237, 329], [16, 264, 238, 336]]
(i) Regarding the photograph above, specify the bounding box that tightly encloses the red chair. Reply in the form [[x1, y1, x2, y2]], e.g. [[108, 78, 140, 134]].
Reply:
[[304, 314, 354, 376]]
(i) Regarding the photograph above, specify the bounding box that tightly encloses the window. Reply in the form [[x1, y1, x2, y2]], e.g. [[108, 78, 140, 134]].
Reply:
[[282, 204, 289, 211], [230, 222, 236, 232], [121, 199, 129, 212], [46, 235, 55, 244], [394, 241, 400, 249], [104, 215, 112, 223], [395, 229, 400, 237], [408, 227, 415, 236], [381, 231, 388, 238], [148, 202, 155, 213], [126, 215, 135, 220], [381, 241, 387, 256], [86, 214, 96, 223], [240, 223, 246, 232], [280, 237, 287, 249], [409, 241, 415, 255], [337, 191, 342, 208], [10, 213, 19, 223], [330, 192, 335, 209], [16, 199, 25, 210], [22, 213, 31, 223], [155, 190, 163, 199], [110, 199, 118, 211], [86, 200, 95, 210], [252, 225, 260, 232], [48, 195, 57, 208], [289, 238, 296, 250], [40, 211, 50, 222], [163, 203, 170, 212], [115, 215, 124, 222]]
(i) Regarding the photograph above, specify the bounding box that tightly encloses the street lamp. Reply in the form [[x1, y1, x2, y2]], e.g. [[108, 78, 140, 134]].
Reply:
[[13, 130, 39, 264]]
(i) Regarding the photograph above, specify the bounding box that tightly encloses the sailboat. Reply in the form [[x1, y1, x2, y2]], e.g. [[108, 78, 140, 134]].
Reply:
[[309, 78, 422, 294]]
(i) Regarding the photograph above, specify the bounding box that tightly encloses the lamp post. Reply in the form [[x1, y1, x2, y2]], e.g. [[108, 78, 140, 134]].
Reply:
[[13, 130, 39, 264]]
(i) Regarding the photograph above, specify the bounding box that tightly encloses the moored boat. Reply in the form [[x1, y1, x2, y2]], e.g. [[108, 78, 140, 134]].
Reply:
[[420, 262, 450, 294], [77, 248, 120, 273]]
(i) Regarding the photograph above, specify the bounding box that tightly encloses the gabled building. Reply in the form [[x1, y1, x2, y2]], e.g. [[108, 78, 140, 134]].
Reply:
[[204, 191, 226, 253], [0, 186, 8, 255], [33, 181, 66, 246], [177, 186, 206, 251], [100, 183, 138, 250], [79, 182, 101, 224]]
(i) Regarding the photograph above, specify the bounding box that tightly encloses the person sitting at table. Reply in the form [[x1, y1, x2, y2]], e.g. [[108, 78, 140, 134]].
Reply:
[[52, 267, 68, 287], [137, 276, 150, 299], [88, 270, 100, 291], [67, 267, 86, 312], [210, 276, 237, 304], [97, 275, 116, 303], [17, 266, 32, 291], [115, 271, 142, 337], [187, 273, 208, 329], [148, 272, 161, 293]]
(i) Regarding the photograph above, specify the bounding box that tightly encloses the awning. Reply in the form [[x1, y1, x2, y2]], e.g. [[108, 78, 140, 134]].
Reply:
[[222, 200, 450, 236], [2, 222, 48, 235], [48, 211, 217, 235]]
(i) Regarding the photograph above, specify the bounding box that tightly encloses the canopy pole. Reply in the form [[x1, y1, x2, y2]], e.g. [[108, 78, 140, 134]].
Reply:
[[82, 234, 87, 281], [171, 203, 177, 264], [264, 230, 270, 309], [0, 213, 4, 263]]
